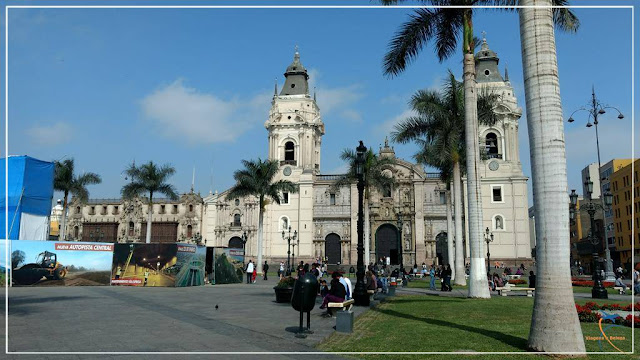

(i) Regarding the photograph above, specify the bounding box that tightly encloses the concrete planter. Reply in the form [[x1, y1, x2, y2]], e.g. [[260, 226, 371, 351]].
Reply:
[[274, 287, 293, 303]]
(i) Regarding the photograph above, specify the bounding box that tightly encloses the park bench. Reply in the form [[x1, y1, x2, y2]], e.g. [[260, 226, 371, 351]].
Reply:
[[367, 289, 376, 302], [497, 285, 534, 297], [327, 298, 355, 317], [328, 298, 356, 333], [614, 286, 627, 295]]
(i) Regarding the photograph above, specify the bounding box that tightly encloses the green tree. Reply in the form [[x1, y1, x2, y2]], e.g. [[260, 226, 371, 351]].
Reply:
[[393, 70, 498, 285], [226, 158, 298, 275], [11, 250, 26, 269], [518, 0, 583, 352], [122, 161, 178, 244], [333, 146, 396, 266], [381, 0, 579, 298], [54, 158, 101, 241]]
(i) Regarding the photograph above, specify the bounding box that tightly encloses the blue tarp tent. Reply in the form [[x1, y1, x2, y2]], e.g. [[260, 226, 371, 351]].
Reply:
[[0, 156, 54, 240]]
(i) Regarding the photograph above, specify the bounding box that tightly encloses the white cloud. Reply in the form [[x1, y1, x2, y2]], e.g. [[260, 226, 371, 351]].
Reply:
[[26, 122, 72, 146], [375, 109, 417, 137], [140, 79, 267, 144], [307, 68, 363, 122]]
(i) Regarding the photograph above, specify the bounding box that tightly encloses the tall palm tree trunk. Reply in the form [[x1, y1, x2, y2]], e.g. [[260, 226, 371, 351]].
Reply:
[[60, 192, 69, 241], [453, 161, 466, 285], [446, 191, 455, 280], [364, 198, 370, 266], [462, 13, 489, 298], [257, 196, 264, 275], [520, 0, 585, 352], [145, 193, 153, 244]]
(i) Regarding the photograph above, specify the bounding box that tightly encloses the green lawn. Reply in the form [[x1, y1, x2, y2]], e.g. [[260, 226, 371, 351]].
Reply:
[[317, 295, 636, 359]]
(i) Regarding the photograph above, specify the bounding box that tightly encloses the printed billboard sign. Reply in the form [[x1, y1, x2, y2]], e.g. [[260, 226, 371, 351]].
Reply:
[[174, 243, 206, 287], [10, 240, 112, 286], [111, 243, 178, 287], [111, 243, 206, 287], [213, 247, 242, 284]]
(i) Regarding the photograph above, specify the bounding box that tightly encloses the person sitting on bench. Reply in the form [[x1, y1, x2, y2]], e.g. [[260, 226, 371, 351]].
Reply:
[[615, 275, 627, 294], [320, 272, 347, 309]]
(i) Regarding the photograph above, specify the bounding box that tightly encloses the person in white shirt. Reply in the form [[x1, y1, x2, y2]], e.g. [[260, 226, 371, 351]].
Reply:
[[245, 260, 255, 284], [338, 273, 353, 300], [279, 262, 285, 279]]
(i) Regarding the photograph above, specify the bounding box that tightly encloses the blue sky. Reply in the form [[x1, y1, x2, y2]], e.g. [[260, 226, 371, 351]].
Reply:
[[1, 1, 637, 207]]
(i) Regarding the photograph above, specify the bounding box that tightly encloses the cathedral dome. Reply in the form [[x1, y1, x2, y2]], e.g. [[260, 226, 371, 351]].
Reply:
[[280, 47, 310, 96]]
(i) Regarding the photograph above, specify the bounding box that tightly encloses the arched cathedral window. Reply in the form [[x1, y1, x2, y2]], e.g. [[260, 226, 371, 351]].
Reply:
[[285, 141, 295, 161], [486, 133, 498, 156]]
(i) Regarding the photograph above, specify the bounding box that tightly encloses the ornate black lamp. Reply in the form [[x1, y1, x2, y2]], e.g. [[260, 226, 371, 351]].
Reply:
[[353, 140, 369, 306]]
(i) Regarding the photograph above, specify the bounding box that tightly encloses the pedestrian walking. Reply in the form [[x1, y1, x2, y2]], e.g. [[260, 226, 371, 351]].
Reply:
[[245, 260, 254, 284], [143, 269, 149, 286], [279, 261, 285, 279], [263, 261, 269, 280], [429, 264, 436, 290]]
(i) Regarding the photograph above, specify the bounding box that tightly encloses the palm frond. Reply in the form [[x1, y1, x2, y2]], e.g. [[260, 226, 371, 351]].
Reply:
[[383, 8, 438, 77]]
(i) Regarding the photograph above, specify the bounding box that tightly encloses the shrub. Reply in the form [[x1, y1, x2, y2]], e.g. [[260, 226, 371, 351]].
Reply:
[[275, 276, 296, 289], [571, 280, 614, 287]]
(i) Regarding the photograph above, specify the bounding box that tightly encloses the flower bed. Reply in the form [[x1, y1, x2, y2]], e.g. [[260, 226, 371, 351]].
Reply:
[[575, 302, 640, 327], [508, 279, 527, 285], [572, 280, 614, 287]]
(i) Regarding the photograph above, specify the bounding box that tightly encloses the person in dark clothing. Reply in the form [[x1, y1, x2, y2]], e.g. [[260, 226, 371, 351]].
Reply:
[[263, 261, 269, 280], [529, 270, 536, 288], [320, 273, 347, 309], [441, 264, 452, 291], [319, 279, 329, 297]]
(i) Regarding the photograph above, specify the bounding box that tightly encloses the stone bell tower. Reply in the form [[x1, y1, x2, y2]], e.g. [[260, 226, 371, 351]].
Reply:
[[263, 47, 325, 264], [462, 33, 531, 263]]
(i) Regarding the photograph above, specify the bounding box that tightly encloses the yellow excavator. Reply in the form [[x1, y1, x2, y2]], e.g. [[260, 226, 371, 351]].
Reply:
[[13, 251, 67, 285]]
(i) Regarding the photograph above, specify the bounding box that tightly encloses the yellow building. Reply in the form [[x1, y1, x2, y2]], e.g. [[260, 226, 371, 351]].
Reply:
[[610, 159, 639, 268]]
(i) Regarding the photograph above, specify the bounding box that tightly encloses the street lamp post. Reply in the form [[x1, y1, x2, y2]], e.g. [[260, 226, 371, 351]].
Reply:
[[567, 86, 624, 281], [570, 184, 612, 299], [292, 238, 299, 273], [484, 227, 494, 275], [353, 140, 369, 306], [241, 231, 248, 267], [281, 226, 296, 276], [397, 212, 404, 270]]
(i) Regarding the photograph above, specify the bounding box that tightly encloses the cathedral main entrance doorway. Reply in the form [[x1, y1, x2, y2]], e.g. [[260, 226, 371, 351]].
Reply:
[[435, 232, 448, 266], [325, 233, 341, 264], [376, 224, 399, 265], [228, 236, 243, 249]]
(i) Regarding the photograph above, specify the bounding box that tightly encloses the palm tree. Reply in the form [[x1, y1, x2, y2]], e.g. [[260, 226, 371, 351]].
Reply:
[[383, 1, 496, 297], [518, 0, 584, 352], [333, 148, 396, 267], [122, 161, 178, 244], [54, 159, 101, 241], [226, 158, 298, 275], [393, 71, 498, 287], [382, 0, 580, 298]]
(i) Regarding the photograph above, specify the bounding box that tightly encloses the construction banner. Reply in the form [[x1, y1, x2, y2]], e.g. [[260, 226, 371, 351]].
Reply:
[[111, 243, 177, 287], [10, 240, 113, 286], [174, 243, 206, 287], [213, 247, 242, 284]]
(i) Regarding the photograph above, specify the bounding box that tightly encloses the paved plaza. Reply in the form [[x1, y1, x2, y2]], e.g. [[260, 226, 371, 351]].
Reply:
[[1, 277, 371, 359]]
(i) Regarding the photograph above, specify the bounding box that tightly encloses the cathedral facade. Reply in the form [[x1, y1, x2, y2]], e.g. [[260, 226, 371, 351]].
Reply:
[[202, 38, 531, 267]]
